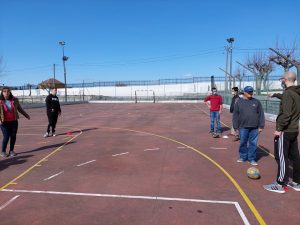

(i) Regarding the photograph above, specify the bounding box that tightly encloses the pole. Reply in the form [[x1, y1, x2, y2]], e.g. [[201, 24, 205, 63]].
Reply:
[[83, 80, 85, 101], [229, 42, 234, 89], [62, 46, 67, 102], [225, 46, 229, 93]]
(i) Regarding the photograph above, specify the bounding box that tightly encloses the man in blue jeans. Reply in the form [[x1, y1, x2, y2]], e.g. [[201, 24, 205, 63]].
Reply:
[[204, 87, 223, 138], [233, 86, 265, 165]]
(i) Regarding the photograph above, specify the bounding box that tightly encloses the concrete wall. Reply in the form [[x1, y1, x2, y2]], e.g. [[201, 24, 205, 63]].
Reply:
[[11, 80, 282, 97]]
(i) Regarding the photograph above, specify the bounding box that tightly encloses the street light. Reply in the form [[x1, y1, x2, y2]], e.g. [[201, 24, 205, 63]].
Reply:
[[59, 41, 69, 102], [227, 37, 234, 91]]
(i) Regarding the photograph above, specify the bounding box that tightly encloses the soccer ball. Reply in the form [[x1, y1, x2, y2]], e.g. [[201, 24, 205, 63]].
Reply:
[[247, 167, 260, 179]]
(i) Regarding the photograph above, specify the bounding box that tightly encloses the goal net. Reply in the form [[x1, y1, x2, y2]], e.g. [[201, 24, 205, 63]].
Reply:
[[134, 90, 156, 103]]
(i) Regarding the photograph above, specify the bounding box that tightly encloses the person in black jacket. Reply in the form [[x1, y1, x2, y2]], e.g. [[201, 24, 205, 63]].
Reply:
[[230, 87, 240, 141], [263, 71, 300, 193], [44, 88, 61, 137]]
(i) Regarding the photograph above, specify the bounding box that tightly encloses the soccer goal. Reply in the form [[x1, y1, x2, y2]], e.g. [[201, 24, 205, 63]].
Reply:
[[134, 90, 156, 103]]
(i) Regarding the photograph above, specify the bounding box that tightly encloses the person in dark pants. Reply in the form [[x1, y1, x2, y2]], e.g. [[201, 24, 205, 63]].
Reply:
[[230, 87, 240, 141], [44, 88, 61, 137], [0, 86, 30, 157], [233, 86, 265, 166], [263, 71, 300, 193]]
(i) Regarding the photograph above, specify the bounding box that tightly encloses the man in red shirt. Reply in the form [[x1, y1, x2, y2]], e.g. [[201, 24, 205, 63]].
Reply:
[[204, 87, 223, 137]]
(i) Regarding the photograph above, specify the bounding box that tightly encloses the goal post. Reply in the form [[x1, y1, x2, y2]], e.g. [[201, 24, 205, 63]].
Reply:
[[134, 90, 156, 103]]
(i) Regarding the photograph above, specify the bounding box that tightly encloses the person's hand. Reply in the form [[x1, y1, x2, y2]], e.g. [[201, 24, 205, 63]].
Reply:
[[258, 128, 263, 133], [268, 93, 274, 98], [52, 109, 55, 112], [274, 130, 282, 137], [219, 109, 222, 115]]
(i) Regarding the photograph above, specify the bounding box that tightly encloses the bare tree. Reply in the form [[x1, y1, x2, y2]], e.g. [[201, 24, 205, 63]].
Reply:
[[269, 41, 298, 72], [270, 46, 300, 85], [237, 53, 273, 95], [233, 67, 246, 90]]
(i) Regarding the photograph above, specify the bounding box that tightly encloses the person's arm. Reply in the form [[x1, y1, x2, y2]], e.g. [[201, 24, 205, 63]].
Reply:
[[16, 100, 30, 120], [276, 92, 293, 131], [257, 100, 265, 132], [204, 96, 210, 108], [58, 98, 61, 115], [230, 97, 235, 113], [219, 95, 223, 114], [269, 93, 283, 99], [232, 101, 239, 130], [45, 95, 52, 110]]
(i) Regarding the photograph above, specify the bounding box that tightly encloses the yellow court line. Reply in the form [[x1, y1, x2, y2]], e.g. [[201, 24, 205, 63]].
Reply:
[[197, 105, 275, 159], [0, 128, 82, 191], [100, 126, 266, 225]]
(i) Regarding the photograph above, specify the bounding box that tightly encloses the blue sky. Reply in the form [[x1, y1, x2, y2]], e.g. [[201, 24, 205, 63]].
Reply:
[[0, 0, 300, 86]]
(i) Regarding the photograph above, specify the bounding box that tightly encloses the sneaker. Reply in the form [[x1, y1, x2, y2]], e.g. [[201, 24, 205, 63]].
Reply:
[[43, 132, 49, 138], [213, 133, 220, 138], [263, 181, 285, 193], [233, 136, 240, 142], [237, 158, 246, 162], [52, 133, 56, 137], [0, 152, 7, 158], [9, 151, 16, 157], [287, 181, 300, 191], [209, 131, 214, 134], [249, 160, 258, 166]]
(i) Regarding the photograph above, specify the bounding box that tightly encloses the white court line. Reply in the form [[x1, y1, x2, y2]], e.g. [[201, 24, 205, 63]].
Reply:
[[0, 195, 20, 211], [210, 147, 228, 150], [1, 189, 250, 225], [77, 160, 96, 167], [144, 148, 160, 151], [234, 202, 250, 225], [43, 171, 64, 181], [177, 146, 189, 149], [112, 152, 129, 157]]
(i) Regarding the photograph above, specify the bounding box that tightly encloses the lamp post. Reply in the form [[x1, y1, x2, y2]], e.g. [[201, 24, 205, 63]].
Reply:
[[59, 41, 69, 102], [227, 37, 234, 91]]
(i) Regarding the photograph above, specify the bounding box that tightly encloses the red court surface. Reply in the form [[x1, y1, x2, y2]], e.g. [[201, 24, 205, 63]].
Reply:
[[0, 103, 299, 225]]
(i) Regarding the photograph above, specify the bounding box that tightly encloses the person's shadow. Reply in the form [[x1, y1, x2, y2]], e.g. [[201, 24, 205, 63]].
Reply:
[[0, 154, 33, 171], [257, 145, 273, 161], [16, 142, 76, 155], [221, 126, 230, 132]]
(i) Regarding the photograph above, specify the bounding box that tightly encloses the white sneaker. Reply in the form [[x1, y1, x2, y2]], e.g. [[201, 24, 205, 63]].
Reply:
[[43, 132, 49, 138], [249, 161, 258, 166], [52, 133, 56, 137]]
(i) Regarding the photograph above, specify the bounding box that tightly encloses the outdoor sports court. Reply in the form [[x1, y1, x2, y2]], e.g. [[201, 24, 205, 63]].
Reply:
[[0, 103, 299, 225]]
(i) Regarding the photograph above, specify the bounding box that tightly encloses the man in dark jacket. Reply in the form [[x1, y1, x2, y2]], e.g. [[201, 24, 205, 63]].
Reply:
[[44, 88, 61, 137], [230, 87, 240, 140], [264, 71, 300, 193], [233, 86, 265, 166]]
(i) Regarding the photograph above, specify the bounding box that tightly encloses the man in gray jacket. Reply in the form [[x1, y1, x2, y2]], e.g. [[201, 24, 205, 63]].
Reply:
[[233, 86, 265, 166], [264, 71, 300, 193]]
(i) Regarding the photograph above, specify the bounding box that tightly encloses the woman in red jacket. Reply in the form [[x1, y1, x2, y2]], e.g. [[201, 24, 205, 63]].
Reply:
[[0, 86, 30, 158]]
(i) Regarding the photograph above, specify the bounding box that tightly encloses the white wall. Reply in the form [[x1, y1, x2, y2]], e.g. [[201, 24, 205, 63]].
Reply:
[[11, 80, 283, 97]]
